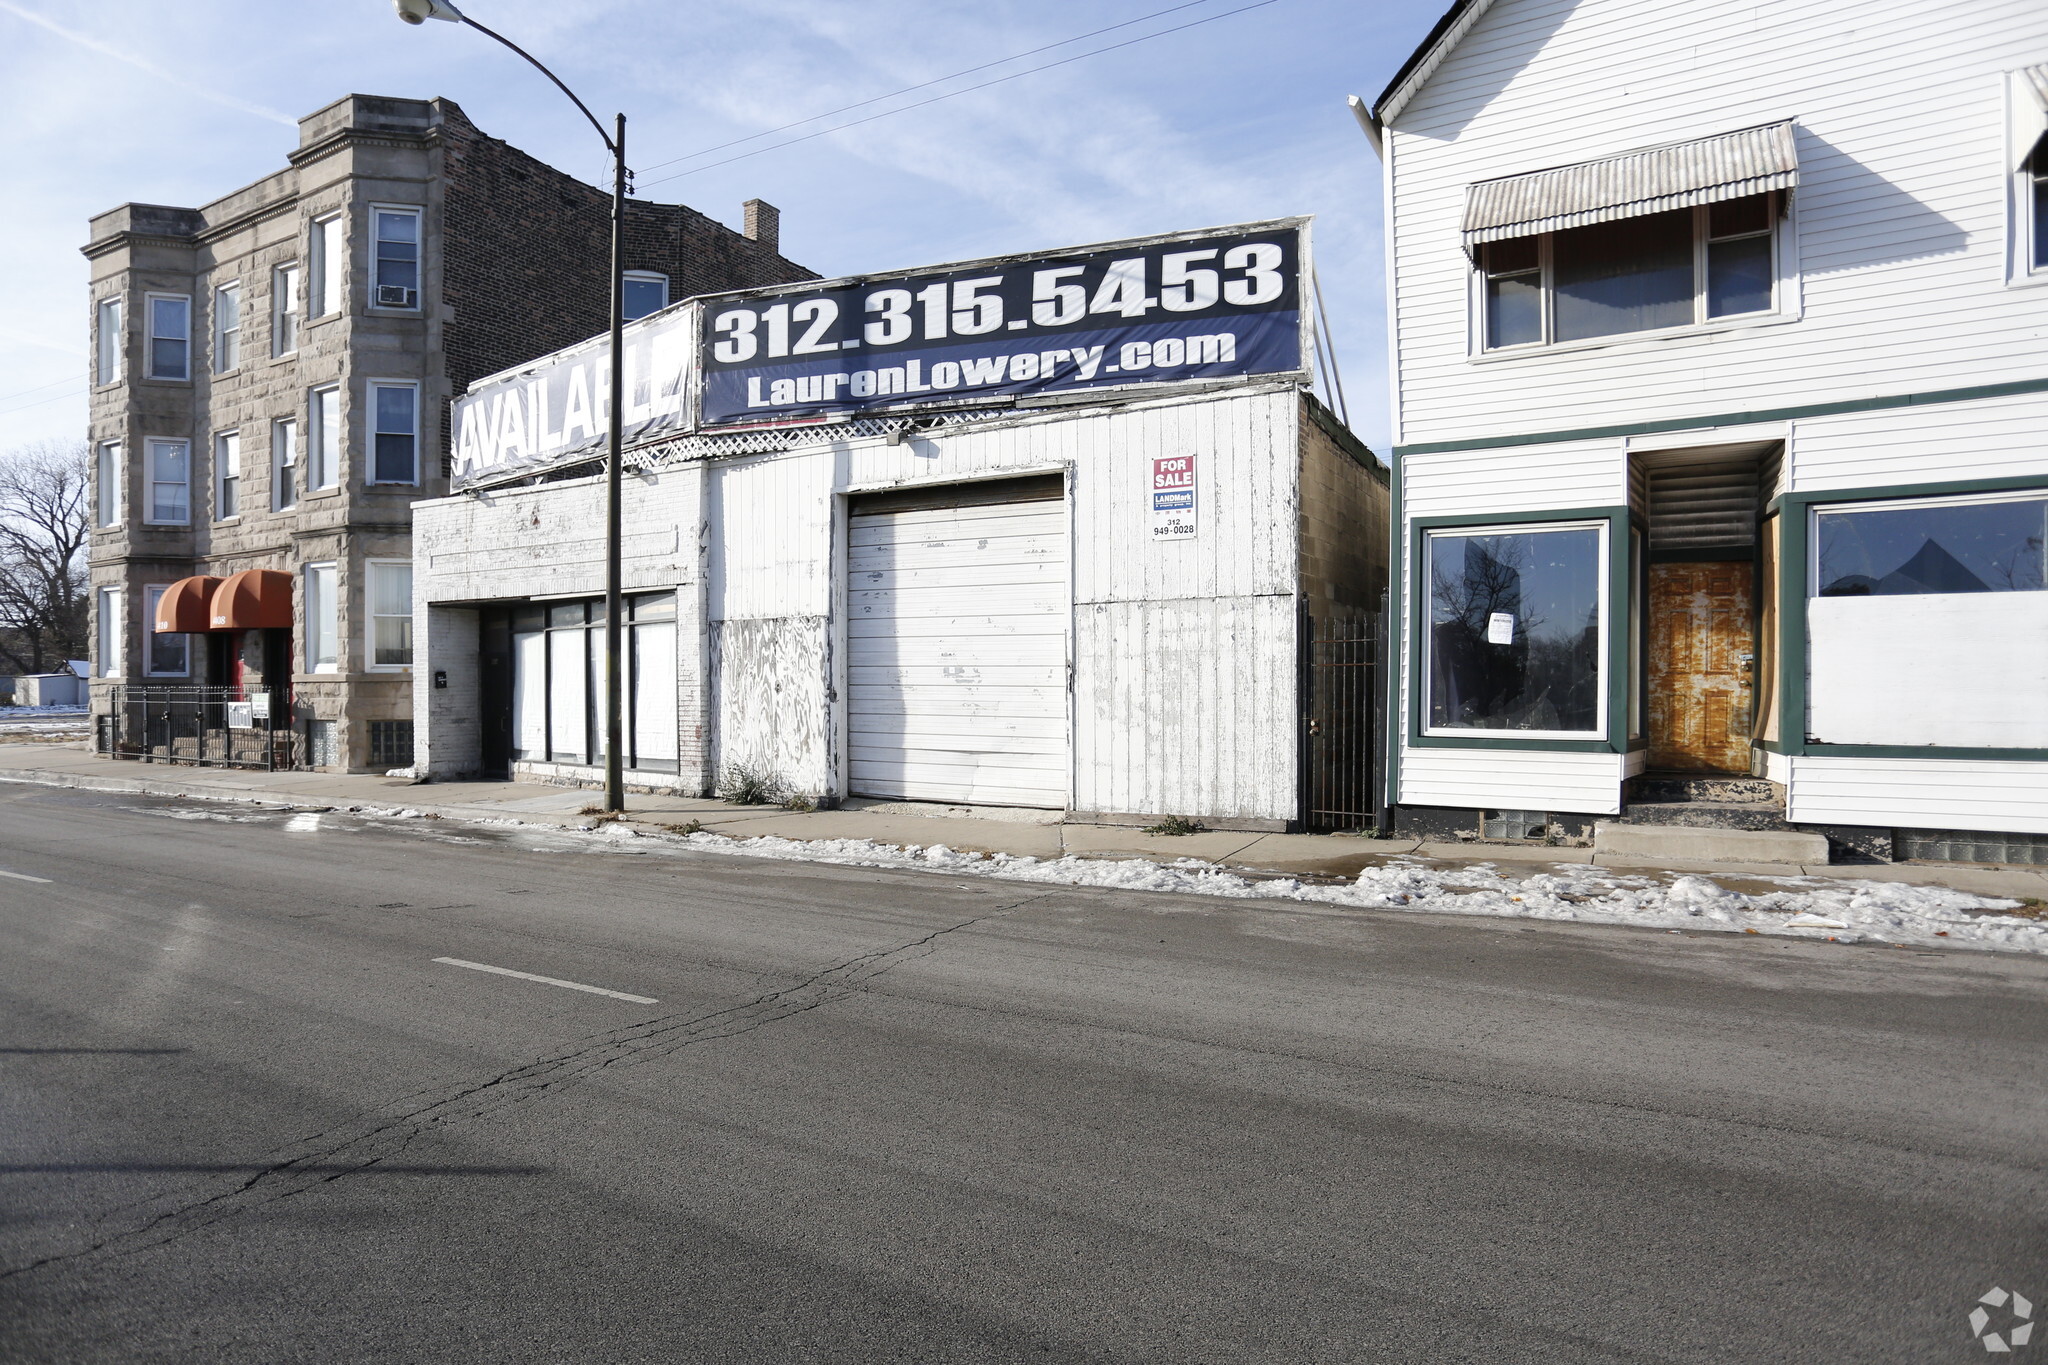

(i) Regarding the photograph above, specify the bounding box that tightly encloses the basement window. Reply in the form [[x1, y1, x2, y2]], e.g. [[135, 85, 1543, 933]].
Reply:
[[1481, 194, 1782, 350]]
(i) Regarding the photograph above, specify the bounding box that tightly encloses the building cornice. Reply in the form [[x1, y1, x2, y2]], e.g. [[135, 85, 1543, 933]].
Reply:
[[289, 125, 440, 169]]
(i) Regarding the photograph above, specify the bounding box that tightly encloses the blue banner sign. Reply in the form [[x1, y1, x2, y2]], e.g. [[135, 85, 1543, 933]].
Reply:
[[697, 220, 1308, 427]]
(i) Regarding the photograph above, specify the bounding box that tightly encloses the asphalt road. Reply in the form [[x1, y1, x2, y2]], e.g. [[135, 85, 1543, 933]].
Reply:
[[1, 782, 2044, 1363]]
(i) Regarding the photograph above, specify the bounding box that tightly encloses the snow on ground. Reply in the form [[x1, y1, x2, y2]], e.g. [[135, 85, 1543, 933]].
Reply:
[[0, 708, 90, 739], [546, 820, 2048, 956]]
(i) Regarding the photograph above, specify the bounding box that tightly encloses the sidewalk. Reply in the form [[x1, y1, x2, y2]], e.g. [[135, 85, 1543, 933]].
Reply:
[[3, 743, 2045, 903]]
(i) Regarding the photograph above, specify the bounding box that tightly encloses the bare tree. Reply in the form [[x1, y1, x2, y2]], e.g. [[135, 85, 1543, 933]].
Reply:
[[0, 441, 91, 676]]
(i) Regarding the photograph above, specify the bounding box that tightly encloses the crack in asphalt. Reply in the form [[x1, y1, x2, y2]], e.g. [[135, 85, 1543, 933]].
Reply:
[[1, 892, 1055, 1282]]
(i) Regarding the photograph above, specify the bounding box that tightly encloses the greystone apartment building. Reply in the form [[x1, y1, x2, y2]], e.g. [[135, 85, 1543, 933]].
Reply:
[[84, 94, 811, 771]]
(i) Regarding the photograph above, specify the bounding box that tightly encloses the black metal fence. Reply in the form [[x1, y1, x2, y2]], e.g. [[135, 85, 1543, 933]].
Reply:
[[1301, 603, 1385, 833], [98, 686, 301, 771]]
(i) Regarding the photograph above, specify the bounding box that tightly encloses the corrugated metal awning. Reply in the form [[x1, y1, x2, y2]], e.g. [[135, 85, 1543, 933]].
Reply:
[[1462, 122, 1798, 250]]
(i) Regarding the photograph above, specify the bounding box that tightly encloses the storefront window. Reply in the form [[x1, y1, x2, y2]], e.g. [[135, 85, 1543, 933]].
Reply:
[[1815, 493, 2046, 596], [510, 593, 678, 772], [1425, 524, 1604, 735]]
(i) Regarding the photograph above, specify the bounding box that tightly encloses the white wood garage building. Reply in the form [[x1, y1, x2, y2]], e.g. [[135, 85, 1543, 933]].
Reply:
[[412, 383, 1386, 828]]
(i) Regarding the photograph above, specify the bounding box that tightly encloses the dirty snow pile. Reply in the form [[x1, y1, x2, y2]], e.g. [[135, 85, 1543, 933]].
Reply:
[[558, 821, 2047, 955], [0, 707, 90, 738]]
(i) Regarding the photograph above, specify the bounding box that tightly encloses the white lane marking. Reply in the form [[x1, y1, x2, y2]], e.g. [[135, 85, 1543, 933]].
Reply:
[[284, 813, 322, 833], [432, 957, 658, 1005], [0, 869, 52, 883]]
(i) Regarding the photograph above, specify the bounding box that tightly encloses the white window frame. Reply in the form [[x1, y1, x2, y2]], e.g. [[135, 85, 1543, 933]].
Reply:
[[271, 417, 299, 511], [272, 262, 301, 357], [304, 562, 340, 674], [143, 438, 190, 526], [1470, 194, 1797, 358], [1419, 518, 1612, 742], [95, 296, 123, 386], [144, 292, 191, 381], [308, 385, 341, 491], [213, 430, 240, 521], [366, 380, 420, 486], [141, 583, 190, 678], [2018, 148, 2048, 283], [95, 441, 122, 527], [369, 204, 422, 311], [96, 586, 123, 679], [212, 281, 241, 373], [365, 559, 413, 672], [622, 270, 670, 320], [310, 212, 346, 318]]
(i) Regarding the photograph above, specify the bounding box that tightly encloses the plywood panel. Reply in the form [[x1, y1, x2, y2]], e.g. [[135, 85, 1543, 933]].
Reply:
[[1647, 561, 1756, 772], [1807, 593, 2048, 748]]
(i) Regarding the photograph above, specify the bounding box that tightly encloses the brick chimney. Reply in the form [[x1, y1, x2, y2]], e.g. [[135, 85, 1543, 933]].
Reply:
[[742, 198, 779, 252]]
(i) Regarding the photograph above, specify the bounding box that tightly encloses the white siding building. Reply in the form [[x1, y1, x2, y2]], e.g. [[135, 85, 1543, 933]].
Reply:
[[1366, 0, 2048, 859], [412, 385, 1385, 827]]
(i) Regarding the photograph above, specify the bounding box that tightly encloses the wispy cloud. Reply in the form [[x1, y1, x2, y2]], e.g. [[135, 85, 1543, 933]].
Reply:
[[0, 0, 296, 127]]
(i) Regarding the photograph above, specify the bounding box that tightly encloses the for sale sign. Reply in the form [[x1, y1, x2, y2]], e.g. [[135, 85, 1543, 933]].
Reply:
[[1151, 455, 1197, 540]]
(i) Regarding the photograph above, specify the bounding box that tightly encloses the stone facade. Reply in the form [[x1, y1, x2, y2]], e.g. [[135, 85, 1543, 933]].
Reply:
[[83, 95, 812, 771]]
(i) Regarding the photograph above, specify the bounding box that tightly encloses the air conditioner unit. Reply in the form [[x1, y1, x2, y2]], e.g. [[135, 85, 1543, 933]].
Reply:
[[377, 285, 417, 308]]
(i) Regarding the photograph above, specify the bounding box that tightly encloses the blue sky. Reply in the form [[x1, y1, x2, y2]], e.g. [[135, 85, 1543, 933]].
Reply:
[[0, 0, 1446, 454]]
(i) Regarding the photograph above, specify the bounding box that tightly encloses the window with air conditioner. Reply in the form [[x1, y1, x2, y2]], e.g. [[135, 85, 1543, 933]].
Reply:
[[372, 207, 421, 310]]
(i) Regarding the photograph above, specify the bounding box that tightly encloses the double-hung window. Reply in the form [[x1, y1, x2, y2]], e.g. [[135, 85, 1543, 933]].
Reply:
[[1481, 195, 1781, 350], [1423, 522, 1607, 737], [95, 297, 122, 385], [95, 442, 121, 527], [308, 386, 341, 490], [214, 431, 240, 520], [310, 213, 345, 317], [272, 418, 299, 511], [622, 271, 669, 320], [367, 561, 413, 669], [142, 584, 189, 678], [272, 263, 301, 356], [96, 587, 122, 678], [213, 283, 241, 372], [144, 439, 190, 525], [304, 563, 339, 673], [145, 294, 190, 380], [368, 381, 418, 485], [371, 207, 421, 309]]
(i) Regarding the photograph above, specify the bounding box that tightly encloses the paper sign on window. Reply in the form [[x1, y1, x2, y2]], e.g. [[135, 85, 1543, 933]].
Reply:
[[1486, 612, 1515, 645]]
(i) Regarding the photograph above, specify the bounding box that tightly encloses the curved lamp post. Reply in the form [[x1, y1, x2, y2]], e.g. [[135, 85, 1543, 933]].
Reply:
[[395, 0, 628, 813]]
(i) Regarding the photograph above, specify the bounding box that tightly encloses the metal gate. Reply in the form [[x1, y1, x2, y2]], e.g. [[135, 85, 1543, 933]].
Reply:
[[99, 686, 301, 771], [1301, 602, 1385, 832]]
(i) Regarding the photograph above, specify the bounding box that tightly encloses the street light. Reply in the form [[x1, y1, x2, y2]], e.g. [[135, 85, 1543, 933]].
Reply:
[[394, 0, 629, 813]]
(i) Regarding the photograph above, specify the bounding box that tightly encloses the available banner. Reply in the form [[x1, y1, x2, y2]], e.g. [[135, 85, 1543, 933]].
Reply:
[[697, 219, 1309, 427]]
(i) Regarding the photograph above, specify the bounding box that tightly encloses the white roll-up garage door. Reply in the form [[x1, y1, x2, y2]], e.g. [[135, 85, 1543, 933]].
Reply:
[[848, 480, 1069, 808]]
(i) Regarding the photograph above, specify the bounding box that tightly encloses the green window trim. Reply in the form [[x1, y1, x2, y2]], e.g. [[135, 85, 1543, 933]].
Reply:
[[1404, 505, 1636, 755], [1772, 473, 2048, 760]]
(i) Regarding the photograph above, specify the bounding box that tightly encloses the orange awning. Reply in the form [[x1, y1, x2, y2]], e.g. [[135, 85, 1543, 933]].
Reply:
[[154, 576, 223, 633], [209, 569, 293, 630]]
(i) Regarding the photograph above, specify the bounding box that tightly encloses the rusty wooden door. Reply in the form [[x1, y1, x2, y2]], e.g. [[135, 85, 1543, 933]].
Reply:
[[1647, 562, 1755, 772]]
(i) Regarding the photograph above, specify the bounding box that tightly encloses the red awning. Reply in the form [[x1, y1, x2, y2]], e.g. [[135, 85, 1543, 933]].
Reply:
[[154, 576, 223, 633], [209, 569, 293, 630]]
